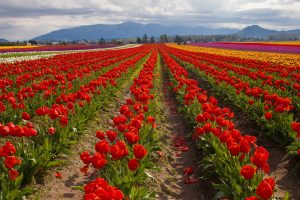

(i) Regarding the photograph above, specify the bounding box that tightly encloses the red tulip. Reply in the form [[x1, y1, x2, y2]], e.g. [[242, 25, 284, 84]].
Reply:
[[228, 143, 240, 156], [291, 122, 300, 132], [124, 132, 139, 144], [60, 116, 68, 126], [263, 163, 270, 174], [95, 130, 105, 140], [22, 112, 31, 120], [95, 140, 110, 154], [91, 152, 107, 169], [133, 144, 147, 159], [4, 156, 21, 169], [55, 172, 62, 178], [48, 127, 55, 135], [147, 116, 155, 124], [264, 112, 272, 120], [240, 139, 250, 153], [240, 165, 256, 180], [80, 151, 91, 165], [183, 167, 193, 175], [256, 178, 275, 200], [106, 130, 117, 142], [251, 147, 269, 168], [8, 169, 19, 180], [128, 158, 139, 171], [80, 165, 89, 174], [248, 99, 254, 105]]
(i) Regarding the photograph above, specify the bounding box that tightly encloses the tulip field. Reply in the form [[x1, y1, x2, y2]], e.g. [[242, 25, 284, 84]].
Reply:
[[0, 43, 300, 200]]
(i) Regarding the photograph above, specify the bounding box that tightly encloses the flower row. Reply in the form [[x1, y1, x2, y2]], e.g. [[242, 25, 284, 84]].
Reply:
[[159, 45, 275, 200], [192, 42, 300, 54], [168, 43, 300, 67], [80, 50, 159, 199]]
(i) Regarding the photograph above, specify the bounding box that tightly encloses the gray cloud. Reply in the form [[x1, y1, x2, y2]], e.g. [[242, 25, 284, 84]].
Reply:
[[0, 0, 299, 40]]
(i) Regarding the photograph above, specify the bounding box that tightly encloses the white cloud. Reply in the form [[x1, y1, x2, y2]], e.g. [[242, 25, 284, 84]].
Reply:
[[0, 0, 299, 40]]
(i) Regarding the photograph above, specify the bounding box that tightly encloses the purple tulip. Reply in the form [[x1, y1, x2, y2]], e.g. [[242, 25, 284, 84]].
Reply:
[[191, 42, 300, 54]]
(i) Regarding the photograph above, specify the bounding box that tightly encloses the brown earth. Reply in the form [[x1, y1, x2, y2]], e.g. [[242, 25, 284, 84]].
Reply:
[[149, 65, 214, 200]]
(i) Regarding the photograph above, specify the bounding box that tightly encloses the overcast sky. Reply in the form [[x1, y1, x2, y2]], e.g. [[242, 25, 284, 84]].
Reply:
[[0, 0, 299, 41]]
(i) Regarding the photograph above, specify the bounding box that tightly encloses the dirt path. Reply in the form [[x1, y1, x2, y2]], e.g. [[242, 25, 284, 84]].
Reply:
[[152, 65, 213, 200], [186, 68, 300, 199], [30, 67, 142, 200]]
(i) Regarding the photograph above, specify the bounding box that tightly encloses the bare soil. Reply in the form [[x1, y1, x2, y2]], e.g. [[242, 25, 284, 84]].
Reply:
[[150, 66, 214, 200]]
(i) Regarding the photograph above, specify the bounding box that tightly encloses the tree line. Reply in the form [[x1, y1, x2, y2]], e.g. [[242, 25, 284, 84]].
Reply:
[[136, 34, 184, 44]]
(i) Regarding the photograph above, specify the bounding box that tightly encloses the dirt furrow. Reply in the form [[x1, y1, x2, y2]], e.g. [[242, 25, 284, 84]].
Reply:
[[152, 65, 213, 200]]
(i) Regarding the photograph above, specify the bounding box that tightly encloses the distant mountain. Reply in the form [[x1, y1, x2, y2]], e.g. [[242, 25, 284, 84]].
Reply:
[[0, 38, 8, 43], [237, 25, 300, 38], [33, 22, 239, 41], [32, 23, 300, 41]]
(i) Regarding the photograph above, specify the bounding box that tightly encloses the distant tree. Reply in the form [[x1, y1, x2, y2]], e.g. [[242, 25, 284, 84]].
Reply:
[[142, 34, 148, 43], [99, 38, 106, 44], [136, 37, 142, 44], [111, 39, 118, 44], [28, 40, 37, 45], [159, 34, 168, 43], [174, 35, 183, 45], [150, 36, 155, 43]]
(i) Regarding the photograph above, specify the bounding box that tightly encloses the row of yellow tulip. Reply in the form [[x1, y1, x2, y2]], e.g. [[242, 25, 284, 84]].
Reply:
[[0, 46, 38, 49], [167, 43, 300, 67]]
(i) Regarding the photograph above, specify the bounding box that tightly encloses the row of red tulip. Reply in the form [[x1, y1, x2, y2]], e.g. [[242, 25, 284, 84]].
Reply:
[[159, 45, 275, 200], [80, 50, 159, 199]]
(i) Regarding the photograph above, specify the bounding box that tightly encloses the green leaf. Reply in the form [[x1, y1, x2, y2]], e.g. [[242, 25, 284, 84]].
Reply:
[[283, 191, 290, 200], [71, 186, 85, 191], [29, 159, 37, 164], [46, 160, 65, 168], [21, 187, 37, 195], [6, 190, 22, 200], [14, 172, 24, 189]]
